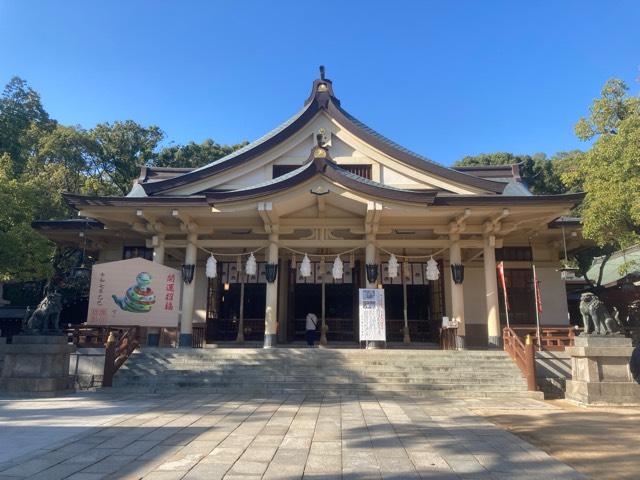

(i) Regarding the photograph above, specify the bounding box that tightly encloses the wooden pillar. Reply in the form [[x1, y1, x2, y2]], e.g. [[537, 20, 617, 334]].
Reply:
[[484, 235, 501, 348], [147, 235, 165, 347], [449, 234, 465, 349], [264, 233, 279, 348], [179, 233, 198, 347]]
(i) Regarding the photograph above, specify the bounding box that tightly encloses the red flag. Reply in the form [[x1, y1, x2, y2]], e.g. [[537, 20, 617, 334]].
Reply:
[[533, 265, 543, 313], [497, 261, 510, 311]]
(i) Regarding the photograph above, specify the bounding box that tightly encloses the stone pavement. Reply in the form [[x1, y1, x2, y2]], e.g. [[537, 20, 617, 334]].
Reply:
[[476, 399, 640, 480], [0, 393, 585, 479]]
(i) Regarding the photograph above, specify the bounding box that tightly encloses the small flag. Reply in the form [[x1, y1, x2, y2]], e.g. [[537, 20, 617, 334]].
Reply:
[[497, 261, 510, 311], [533, 265, 543, 314]]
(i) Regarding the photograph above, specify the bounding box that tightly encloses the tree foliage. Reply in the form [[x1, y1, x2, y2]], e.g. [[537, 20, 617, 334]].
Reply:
[[157, 139, 248, 169], [453, 151, 575, 195], [563, 79, 640, 249], [0, 76, 245, 283]]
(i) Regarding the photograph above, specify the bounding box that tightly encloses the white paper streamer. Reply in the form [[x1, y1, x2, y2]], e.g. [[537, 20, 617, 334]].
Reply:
[[205, 255, 217, 279]]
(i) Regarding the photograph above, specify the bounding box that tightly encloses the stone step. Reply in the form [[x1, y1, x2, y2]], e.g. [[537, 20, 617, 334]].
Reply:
[[116, 376, 525, 387], [113, 347, 534, 399]]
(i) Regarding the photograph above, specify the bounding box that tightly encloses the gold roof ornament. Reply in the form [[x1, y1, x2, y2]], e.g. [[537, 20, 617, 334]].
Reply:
[[314, 147, 327, 158]]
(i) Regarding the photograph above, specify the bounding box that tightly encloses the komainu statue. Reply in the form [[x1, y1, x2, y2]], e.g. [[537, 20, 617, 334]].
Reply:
[[579, 292, 621, 335], [23, 291, 63, 334]]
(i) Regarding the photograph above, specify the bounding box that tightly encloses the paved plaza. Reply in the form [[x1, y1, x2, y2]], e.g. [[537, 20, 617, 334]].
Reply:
[[0, 392, 588, 480]]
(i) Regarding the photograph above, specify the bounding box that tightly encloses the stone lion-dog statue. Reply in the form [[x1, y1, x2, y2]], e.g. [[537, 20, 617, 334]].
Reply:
[[23, 291, 63, 334], [579, 292, 621, 335]]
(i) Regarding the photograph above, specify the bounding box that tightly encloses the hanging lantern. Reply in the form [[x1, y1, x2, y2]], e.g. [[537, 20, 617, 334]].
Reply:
[[265, 263, 278, 283], [426, 257, 440, 281], [332, 255, 344, 280], [451, 263, 464, 284], [205, 255, 217, 279], [291, 253, 296, 270], [365, 264, 379, 284], [388, 254, 399, 278], [245, 252, 257, 276], [181, 264, 195, 284], [300, 254, 312, 278]]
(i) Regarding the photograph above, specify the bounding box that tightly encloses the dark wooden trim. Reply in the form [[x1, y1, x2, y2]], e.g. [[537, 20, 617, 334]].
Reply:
[[63, 192, 209, 208], [432, 192, 585, 207]]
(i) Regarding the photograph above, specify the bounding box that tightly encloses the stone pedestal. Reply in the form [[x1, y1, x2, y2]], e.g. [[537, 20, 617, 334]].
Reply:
[[0, 335, 76, 395], [565, 335, 640, 405]]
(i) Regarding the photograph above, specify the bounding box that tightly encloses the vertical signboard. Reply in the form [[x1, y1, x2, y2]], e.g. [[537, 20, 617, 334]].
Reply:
[[358, 288, 386, 341], [87, 257, 181, 327]]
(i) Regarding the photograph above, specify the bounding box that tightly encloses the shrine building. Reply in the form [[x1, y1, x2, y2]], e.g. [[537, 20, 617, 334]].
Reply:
[[34, 69, 584, 349]]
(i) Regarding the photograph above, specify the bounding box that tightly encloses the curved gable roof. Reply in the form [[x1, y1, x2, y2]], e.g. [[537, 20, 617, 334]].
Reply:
[[142, 71, 507, 195], [205, 146, 438, 205]]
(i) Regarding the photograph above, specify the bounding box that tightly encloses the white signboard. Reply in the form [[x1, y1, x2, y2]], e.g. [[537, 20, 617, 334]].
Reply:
[[87, 257, 181, 327], [358, 288, 386, 341]]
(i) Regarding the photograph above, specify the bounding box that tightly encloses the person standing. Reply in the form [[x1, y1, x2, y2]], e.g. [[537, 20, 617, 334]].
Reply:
[[305, 312, 318, 347]]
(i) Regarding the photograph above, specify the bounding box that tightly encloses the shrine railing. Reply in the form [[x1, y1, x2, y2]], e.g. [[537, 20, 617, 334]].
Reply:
[[508, 325, 581, 351], [503, 326, 536, 391]]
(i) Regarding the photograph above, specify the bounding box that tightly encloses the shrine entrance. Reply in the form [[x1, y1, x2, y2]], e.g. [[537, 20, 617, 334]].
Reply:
[[206, 261, 266, 342], [287, 260, 360, 342], [380, 261, 446, 343]]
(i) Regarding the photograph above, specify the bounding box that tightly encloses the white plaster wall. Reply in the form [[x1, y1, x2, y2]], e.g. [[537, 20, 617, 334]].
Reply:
[[537, 267, 570, 325], [380, 165, 433, 189], [463, 267, 487, 325]]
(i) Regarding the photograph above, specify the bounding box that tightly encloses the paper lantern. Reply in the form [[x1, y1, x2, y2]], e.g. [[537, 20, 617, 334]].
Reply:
[[388, 254, 399, 278], [332, 255, 343, 280], [426, 257, 440, 281], [205, 255, 217, 279], [245, 252, 257, 276], [300, 254, 312, 278]]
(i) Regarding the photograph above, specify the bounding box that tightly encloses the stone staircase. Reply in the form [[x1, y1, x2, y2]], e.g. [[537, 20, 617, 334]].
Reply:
[[113, 347, 542, 399]]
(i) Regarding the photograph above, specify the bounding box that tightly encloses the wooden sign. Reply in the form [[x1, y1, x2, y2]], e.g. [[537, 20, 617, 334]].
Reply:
[[87, 257, 181, 327]]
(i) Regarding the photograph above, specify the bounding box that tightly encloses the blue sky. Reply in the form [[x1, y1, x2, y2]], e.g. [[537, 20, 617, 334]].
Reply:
[[1, 0, 639, 165]]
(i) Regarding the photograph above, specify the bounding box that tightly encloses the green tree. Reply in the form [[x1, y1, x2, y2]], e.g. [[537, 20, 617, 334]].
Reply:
[[575, 79, 640, 140], [563, 79, 640, 249], [453, 152, 570, 195], [156, 138, 248, 169], [0, 161, 55, 281], [0, 77, 55, 177], [90, 121, 164, 195]]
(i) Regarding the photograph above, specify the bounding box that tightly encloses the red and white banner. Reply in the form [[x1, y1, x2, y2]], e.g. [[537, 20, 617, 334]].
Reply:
[[497, 261, 510, 311]]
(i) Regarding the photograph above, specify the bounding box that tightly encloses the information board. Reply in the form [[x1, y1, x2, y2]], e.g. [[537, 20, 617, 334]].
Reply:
[[358, 288, 386, 341], [87, 257, 181, 327]]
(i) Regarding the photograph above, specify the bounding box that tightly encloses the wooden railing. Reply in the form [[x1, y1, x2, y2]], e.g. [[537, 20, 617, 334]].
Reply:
[[66, 325, 116, 347], [103, 327, 140, 387], [192, 323, 206, 348], [503, 326, 536, 391], [509, 325, 581, 351]]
